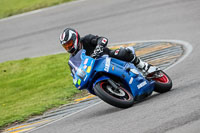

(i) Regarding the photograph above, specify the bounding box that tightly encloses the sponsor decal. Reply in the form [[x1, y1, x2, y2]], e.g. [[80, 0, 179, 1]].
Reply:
[[86, 66, 92, 73], [83, 65, 87, 69], [90, 60, 94, 66], [84, 75, 88, 81], [129, 77, 133, 84], [112, 66, 114, 71], [114, 50, 120, 55], [84, 58, 88, 65], [78, 79, 81, 85], [102, 38, 107, 44], [104, 57, 111, 72], [137, 81, 147, 89]]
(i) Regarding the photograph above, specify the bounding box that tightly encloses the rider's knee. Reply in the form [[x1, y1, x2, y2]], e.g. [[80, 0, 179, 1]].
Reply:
[[110, 47, 135, 62]]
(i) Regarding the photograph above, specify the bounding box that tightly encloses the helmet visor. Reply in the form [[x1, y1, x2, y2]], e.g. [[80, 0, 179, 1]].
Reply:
[[62, 40, 74, 51]]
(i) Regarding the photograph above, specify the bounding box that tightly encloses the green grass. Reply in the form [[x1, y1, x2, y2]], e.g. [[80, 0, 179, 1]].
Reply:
[[0, 0, 73, 19], [0, 53, 82, 129]]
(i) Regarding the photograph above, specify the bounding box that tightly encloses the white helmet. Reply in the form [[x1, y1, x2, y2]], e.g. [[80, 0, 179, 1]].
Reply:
[[60, 28, 80, 54]]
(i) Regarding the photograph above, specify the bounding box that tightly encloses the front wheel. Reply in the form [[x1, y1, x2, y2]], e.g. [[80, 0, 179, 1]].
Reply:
[[94, 80, 134, 108], [152, 70, 172, 93]]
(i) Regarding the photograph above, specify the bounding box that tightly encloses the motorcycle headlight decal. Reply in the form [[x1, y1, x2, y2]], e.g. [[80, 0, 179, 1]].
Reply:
[[77, 68, 86, 80]]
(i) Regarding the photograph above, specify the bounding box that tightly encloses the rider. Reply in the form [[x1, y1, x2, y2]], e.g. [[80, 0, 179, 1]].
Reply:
[[59, 28, 159, 77]]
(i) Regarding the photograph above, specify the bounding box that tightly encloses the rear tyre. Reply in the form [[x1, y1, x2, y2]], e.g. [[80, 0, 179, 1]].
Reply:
[[94, 80, 134, 108], [153, 71, 172, 93]]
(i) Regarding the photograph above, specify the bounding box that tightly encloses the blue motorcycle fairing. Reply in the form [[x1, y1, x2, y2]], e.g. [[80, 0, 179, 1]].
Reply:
[[72, 49, 155, 98], [101, 58, 155, 97], [72, 49, 96, 90], [123, 63, 155, 97]]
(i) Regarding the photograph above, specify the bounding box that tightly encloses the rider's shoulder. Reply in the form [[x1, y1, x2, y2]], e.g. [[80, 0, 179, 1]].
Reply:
[[81, 34, 97, 41]]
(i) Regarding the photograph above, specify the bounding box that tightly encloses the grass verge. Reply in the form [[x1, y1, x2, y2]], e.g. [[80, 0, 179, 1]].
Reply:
[[0, 44, 137, 129], [0, 53, 84, 129], [0, 0, 73, 19]]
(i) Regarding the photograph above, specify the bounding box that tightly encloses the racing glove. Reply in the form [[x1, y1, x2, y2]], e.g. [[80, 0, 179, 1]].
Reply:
[[91, 45, 105, 58]]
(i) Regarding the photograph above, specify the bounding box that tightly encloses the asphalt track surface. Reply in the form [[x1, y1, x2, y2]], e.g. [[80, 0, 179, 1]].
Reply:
[[1, 0, 200, 133]]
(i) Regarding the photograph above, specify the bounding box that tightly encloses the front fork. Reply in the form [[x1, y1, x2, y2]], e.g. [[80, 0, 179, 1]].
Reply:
[[107, 79, 119, 90]]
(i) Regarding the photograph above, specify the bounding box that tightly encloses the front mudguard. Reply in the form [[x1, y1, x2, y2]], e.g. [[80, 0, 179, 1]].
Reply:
[[93, 76, 110, 88]]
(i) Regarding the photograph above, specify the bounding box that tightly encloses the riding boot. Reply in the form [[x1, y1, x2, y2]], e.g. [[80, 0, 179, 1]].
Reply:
[[131, 56, 159, 75]]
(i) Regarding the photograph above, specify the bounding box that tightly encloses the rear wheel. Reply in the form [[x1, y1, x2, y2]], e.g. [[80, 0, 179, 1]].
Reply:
[[151, 71, 172, 93], [94, 80, 134, 108]]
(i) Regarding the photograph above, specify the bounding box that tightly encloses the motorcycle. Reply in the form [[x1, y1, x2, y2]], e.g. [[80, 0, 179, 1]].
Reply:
[[71, 47, 172, 108]]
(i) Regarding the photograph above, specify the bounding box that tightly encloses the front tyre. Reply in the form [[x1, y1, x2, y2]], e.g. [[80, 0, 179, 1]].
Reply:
[[94, 81, 134, 108], [153, 71, 172, 93]]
